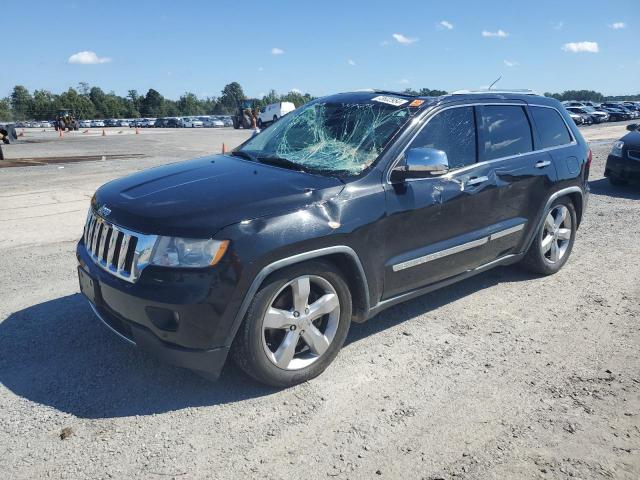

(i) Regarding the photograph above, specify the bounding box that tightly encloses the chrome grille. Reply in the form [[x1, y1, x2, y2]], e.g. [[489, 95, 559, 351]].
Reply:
[[83, 209, 157, 283]]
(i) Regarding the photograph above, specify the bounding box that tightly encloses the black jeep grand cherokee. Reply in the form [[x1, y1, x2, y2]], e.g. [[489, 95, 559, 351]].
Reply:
[[77, 90, 590, 387]]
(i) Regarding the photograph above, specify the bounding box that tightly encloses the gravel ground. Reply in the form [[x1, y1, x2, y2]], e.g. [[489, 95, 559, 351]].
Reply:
[[0, 125, 638, 479]]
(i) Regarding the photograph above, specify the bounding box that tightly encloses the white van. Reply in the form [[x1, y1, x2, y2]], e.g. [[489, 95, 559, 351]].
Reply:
[[257, 102, 296, 128]]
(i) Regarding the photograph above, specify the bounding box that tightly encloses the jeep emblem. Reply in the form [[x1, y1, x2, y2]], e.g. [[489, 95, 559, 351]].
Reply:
[[97, 205, 111, 217]]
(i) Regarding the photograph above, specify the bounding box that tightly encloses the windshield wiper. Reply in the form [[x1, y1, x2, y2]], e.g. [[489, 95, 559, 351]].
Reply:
[[256, 155, 314, 173], [230, 150, 255, 161]]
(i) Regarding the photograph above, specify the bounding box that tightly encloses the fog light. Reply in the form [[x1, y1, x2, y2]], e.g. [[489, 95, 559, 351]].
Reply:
[[146, 307, 180, 331]]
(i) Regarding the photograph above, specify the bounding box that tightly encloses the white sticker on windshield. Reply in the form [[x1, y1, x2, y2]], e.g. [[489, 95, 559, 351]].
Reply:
[[371, 95, 408, 107]]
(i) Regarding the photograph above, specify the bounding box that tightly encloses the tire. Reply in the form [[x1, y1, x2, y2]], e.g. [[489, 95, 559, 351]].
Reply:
[[257, 118, 263, 128], [232, 259, 352, 387], [520, 197, 577, 275], [233, 118, 240, 129], [273, 115, 278, 124], [242, 114, 252, 129], [609, 175, 628, 186]]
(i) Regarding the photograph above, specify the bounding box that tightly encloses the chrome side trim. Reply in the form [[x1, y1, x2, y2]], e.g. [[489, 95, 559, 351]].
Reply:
[[89, 302, 137, 346], [489, 223, 525, 241], [230, 246, 370, 343], [392, 237, 488, 272], [392, 222, 526, 272]]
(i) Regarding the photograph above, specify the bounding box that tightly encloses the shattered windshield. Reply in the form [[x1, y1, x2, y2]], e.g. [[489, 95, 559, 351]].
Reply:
[[238, 99, 415, 176]]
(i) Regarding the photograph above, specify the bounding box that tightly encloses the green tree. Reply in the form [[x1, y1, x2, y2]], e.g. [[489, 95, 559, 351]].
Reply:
[[177, 92, 202, 116], [219, 82, 245, 113], [32, 90, 57, 120], [10, 85, 33, 120], [140, 89, 165, 117], [0, 98, 12, 121]]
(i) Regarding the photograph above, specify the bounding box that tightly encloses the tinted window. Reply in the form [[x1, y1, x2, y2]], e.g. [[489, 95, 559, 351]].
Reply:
[[409, 106, 476, 169], [480, 105, 533, 161], [530, 106, 572, 149]]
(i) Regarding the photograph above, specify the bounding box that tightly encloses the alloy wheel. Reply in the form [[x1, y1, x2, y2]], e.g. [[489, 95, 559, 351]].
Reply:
[[541, 205, 572, 263], [262, 275, 340, 370]]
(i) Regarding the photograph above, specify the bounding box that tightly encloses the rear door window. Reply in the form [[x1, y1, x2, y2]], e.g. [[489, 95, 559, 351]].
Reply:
[[478, 105, 533, 161], [408, 106, 477, 169], [530, 106, 572, 149]]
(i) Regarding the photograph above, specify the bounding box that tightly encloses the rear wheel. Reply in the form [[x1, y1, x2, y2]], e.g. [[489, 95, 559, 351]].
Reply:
[[232, 260, 352, 387], [242, 114, 252, 129], [520, 197, 577, 275]]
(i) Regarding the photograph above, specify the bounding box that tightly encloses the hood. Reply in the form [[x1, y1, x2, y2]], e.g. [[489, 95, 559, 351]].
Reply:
[[621, 130, 640, 148], [94, 154, 345, 237]]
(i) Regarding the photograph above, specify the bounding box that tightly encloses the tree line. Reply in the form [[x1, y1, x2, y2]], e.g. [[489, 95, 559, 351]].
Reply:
[[1, 83, 638, 122], [0, 82, 314, 121]]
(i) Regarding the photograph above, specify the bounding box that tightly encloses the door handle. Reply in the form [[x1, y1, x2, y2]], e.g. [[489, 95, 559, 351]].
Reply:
[[466, 176, 489, 186], [535, 160, 551, 168]]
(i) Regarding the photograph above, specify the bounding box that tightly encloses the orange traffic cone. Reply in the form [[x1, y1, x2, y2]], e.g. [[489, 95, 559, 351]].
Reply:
[[102, 129, 106, 136], [135, 127, 140, 134], [59, 129, 64, 139], [222, 143, 227, 154]]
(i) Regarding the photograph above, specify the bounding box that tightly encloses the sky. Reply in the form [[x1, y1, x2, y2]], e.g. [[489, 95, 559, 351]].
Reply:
[[2, 0, 639, 100]]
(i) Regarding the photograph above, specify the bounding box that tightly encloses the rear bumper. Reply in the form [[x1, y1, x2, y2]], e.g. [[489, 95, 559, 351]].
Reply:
[[605, 154, 640, 180]]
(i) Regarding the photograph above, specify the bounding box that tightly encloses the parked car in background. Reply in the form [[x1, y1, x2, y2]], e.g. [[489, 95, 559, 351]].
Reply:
[[605, 123, 640, 185], [181, 117, 204, 128], [142, 118, 157, 127], [566, 107, 603, 124], [165, 117, 182, 128], [79, 120, 92, 128], [117, 119, 130, 127], [600, 107, 630, 122], [200, 116, 224, 128], [602, 103, 639, 119], [91, 120, 105, 128], [257, 102, 296, 128], [220, 116, 234, 127], [154, 118, 168, 128], [40, 121, 52, 128], [104, 119, 117, 127], [77, 89, 590, 387], [568, 112, 585, 125]]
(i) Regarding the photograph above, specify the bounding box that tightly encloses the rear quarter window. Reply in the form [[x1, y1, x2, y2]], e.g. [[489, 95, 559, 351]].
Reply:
[[530, 106, 572, 149]]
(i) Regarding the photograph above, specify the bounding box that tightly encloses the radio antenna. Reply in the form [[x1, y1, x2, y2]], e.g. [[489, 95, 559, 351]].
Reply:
[[488, 76, 502, 90]]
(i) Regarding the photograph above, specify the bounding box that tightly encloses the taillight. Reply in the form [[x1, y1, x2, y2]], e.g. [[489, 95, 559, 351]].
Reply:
[[586, 149, 592, 169]]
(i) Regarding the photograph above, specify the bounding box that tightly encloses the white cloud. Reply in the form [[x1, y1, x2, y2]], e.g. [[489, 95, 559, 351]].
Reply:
[[439, 20, 453, 30], [271, 47, 284, 55], [553, 21, 564, 30], [482, 29, 509, 38], [562, 41, 599, 53], [68, 51, 111, 64], [392, 33, 418, 45], [398, 78, 410, 85], [609, 22, 625, 29], [347, 59, 356, 66], [504, 60, 519, 67]]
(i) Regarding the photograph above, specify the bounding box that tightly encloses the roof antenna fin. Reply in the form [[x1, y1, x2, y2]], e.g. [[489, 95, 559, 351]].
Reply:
[[488, 76, 502, 91]]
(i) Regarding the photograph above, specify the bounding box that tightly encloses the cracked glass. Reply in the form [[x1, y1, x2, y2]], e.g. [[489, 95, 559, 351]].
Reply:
[[239, 99, 415, 176]]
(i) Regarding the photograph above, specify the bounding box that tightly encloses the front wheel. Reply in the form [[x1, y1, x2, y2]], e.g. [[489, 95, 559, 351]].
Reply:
[[520, 198, 577, 275], [232, 260, 352, 387]]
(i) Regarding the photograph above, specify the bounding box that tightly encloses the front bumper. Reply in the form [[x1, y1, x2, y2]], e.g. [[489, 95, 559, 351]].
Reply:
[[605, 154, 640, 181], [76, 241, 243, 379]]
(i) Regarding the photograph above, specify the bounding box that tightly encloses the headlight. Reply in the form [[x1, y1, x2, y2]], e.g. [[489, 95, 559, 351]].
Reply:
[[150, 237, 229, 268], [611, 141, 624, 157]]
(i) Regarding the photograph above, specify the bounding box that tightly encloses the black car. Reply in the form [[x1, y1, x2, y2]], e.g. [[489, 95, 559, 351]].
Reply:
[[76, 90, 590, 386], [605, 124, 640, 185], [599, 107, 630, 122], [566, 107, 602, 124]]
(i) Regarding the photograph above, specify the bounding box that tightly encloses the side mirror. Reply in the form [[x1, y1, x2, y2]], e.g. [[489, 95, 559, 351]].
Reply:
[[391, 147, 450, 182], [626, 123, 639, 132]]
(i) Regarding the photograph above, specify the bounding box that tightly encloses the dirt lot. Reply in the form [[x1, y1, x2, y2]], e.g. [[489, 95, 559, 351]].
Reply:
[[0, 124, 638, 479]]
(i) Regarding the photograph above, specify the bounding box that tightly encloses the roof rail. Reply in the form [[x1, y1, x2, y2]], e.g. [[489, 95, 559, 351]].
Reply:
[[450, 89, 539, 96]]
